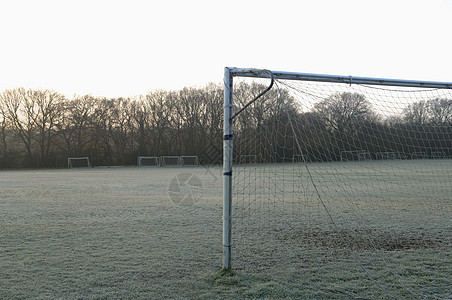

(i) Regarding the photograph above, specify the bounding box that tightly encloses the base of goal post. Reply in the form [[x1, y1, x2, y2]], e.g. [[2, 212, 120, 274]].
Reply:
[[67, 157, 91, 168], [180, 156, 200, 166], [137, 156, 160, 167]]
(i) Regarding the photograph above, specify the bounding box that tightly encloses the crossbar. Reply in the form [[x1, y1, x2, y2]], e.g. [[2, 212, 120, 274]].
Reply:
[[227, 67, 452, 89]]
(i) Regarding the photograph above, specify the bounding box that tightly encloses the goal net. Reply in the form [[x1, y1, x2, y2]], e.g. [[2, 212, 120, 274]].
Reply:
[[160, 156, 181, 167], [137, 156, 160, 167], [67, 157, 91, 168], [180, 155, 200, 166], [223, 68, 451, 299]]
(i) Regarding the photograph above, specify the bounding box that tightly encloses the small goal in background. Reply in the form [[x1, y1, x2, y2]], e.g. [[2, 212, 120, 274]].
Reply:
[[340, 150, 372, 161], [180, 156, 200, 166], [137, 156, 160, 167], [67, 157, 91, 168], [160, 156, 182, 167]]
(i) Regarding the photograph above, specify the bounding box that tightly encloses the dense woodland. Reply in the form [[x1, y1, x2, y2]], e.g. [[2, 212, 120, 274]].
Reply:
[[0, 83, 451, 168]]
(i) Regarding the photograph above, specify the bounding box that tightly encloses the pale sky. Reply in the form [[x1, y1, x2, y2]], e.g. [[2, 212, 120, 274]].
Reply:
[[0, 0, 451, 98]]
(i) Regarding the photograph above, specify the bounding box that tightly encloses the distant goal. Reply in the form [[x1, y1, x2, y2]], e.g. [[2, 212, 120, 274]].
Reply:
[[180, 156, 200, 166], [67, 157, 91, 168], [340, 150, 372, 161], [137, 156, 160, 167], [160, 156, 182, 167]]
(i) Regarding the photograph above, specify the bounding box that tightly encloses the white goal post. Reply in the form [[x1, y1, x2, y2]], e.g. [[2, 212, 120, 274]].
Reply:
[[67, 157, 91, 168], [222, 67, 452, 297], [137, 156, 160, 167]]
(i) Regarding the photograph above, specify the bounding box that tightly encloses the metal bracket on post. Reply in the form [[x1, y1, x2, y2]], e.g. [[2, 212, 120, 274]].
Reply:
[[230, 69, 274, 120]]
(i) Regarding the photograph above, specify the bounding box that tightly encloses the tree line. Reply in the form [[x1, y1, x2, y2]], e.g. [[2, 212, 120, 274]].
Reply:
[[0, 84, 224, 168], [0, 83, 451, 168]]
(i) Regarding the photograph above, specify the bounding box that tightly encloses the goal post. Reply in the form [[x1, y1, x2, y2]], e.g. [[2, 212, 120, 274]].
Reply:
[[67, 157, 91, 168], [137, 156, 160, 167], [222, 67, 452, 297]]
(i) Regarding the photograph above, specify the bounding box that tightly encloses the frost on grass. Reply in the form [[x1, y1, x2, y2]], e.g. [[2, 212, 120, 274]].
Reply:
[[280, 228, 445, 251]]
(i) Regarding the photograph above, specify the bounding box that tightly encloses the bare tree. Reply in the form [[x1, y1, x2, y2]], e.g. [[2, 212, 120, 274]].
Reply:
[[313, 92, 377, 134], [108, 98, 134, 164], [145, 90, 175, 155], [403, 100, 429, 125], [403, 98, 451, 125], [0, 88, 64, 166], [131, 97, 150, 156], [91, 98, 114, 164], [174, 87, 209, 155], [0, 88, 36, 164], [202, 83, 223, 144], [54, 95, 98, 156], [0, 107, 8, 166], [427, 98, 452, 125], [30, 89, 65, 166]]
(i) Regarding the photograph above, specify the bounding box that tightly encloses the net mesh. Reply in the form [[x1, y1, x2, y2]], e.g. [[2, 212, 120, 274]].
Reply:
[[231, 76, 451, 298]]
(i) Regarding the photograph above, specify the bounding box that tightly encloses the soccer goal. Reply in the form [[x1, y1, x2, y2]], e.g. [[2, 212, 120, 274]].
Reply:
[[222, 67, 452, 298], [431, 151, 447, 159], [67, 157, 91, 168], [137, 156, 160, 167], [375, 151, 407, 160], [292, 153, 306, 163], [411, 151, 427, 159], [160, 156, 181, 167], [340, 150, 372, 161], [180, 155, 200, 166]]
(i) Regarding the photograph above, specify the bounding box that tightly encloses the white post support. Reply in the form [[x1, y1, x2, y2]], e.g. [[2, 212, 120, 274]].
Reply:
[[223, 67, 233, 270]]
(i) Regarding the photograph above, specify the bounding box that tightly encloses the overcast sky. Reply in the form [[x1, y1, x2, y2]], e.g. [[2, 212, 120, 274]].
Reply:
[[0, 0, 451, 98]]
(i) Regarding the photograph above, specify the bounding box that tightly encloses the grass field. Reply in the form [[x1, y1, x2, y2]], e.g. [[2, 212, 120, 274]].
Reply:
[[0, 161, 451, 299]]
